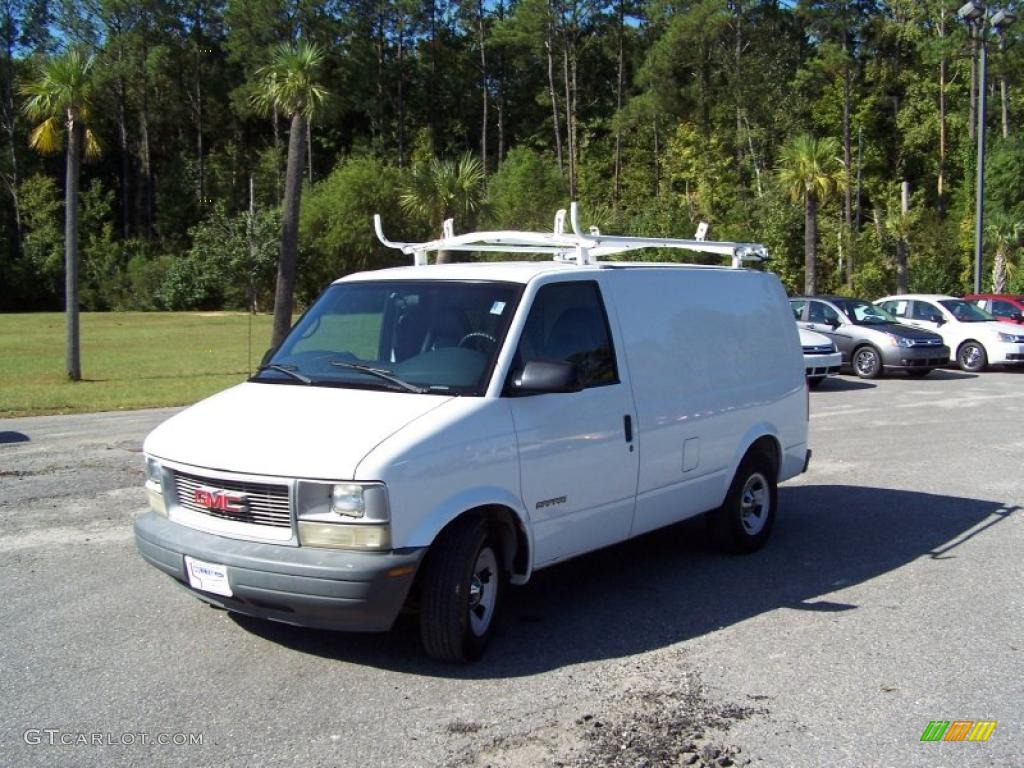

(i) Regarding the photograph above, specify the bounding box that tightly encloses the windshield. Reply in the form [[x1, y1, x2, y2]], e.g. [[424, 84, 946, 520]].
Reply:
[[833, 299, 898, 325], [253, 280, 522, 395], [939, 299, 993, 323]]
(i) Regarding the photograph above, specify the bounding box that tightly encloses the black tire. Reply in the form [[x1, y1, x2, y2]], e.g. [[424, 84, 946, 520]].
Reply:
[[852, 345, 883, 379], [957, 341, 987, 372], [419, 516, 502, 662], [906, 368, 931, 378], [807, 376, 825, 389], [708, 452, 778, 554]]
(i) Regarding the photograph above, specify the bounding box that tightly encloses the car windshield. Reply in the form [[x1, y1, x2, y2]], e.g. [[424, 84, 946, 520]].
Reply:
[[939, 299, 993, 323], [834, 299, 898, 325], [253, 280, 522, 395]]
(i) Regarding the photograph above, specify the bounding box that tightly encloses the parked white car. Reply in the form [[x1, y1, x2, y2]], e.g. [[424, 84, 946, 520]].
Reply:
[[798, 327, 841, 388], [135, 205, 810, 661], [875, 294, 1024, 372]]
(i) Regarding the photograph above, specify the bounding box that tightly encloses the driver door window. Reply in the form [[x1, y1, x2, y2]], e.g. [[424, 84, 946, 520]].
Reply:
[[514, 281, 618, 388], [910, 301, 943, 323], [809, 301, 840, 326], [991, 300, 1018, 320]]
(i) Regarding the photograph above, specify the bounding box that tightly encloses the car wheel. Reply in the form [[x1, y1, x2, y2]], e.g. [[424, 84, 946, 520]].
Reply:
[[906, 369, 931, 378], [957, 341, 987, 372], [852, 345, 883, 379], [708, 452, 777, 554], [419, 516, 502, 662]]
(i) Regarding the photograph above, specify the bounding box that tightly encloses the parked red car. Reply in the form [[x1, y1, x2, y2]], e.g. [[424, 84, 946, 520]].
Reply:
[[964, 294, 1024, 325]]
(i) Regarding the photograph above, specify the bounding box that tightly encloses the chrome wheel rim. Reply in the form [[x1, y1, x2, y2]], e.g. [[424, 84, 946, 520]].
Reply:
[[740, 472, 770, 535], [467, 547, 498, 637], [960, 345, 982, 370], [855, 349, 878, 376]]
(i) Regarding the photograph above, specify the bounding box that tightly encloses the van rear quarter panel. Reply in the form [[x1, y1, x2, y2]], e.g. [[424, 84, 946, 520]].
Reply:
[[605, 268, 806, 535]]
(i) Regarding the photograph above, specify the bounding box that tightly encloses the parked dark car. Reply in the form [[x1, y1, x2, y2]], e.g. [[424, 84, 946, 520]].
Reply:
[[789, 296, 949, 379]]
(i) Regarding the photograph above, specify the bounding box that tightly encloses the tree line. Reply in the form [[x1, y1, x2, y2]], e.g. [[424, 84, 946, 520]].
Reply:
[[3, 0, 1024, 324]]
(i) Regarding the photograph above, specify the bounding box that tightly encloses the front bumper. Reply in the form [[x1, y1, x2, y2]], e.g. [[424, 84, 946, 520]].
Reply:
[[804, 351, 842, 379], [134, 511, 425, 632], [880, 345, 950, 371], [989, 341, 1024, 365]]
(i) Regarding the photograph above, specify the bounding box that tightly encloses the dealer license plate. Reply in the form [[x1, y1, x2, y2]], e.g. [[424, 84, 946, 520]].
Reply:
[[184, 556, 233, 597]]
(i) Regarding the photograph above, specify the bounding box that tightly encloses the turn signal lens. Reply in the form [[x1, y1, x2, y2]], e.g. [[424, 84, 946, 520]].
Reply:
[[298, 521, 390, 550]]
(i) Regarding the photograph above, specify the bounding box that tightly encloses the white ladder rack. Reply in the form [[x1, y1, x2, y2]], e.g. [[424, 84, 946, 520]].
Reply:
[[373, 201, 769, 269]]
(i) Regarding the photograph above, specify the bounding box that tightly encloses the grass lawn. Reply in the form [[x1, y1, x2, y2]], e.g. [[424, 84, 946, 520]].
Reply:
[[0, 312, 276, 417]]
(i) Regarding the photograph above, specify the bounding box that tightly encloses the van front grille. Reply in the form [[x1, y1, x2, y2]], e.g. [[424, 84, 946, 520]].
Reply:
[[173, 471, 292, 528]]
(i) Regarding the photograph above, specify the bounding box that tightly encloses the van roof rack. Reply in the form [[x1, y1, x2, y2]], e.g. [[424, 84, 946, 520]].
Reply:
[[373, 201, 769, 269]]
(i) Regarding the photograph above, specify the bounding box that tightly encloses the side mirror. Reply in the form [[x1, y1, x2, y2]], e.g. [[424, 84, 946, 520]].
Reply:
[[510, 360, 582, 394], [934, 317, 946, 326], [828, 318, 841, 329]]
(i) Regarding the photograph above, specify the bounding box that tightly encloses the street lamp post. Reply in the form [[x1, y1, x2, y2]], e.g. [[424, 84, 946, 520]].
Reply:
[[959, 2, 1016, 294]]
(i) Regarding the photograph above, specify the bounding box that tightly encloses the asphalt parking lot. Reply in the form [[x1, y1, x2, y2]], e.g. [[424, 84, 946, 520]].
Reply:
[[1, 369, 1021, 767]]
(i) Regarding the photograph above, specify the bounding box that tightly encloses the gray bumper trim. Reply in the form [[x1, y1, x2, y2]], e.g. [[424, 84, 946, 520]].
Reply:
[[134, 511, 425, 632], [880, 345, 951, 370]]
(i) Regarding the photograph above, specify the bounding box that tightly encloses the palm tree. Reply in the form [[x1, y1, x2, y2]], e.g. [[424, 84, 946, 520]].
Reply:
[[21, 49, 100, 381], [777, 135, 844, 295], [251, 42, 327, 348], [986, 213, 1022, 294], [400, 153, 486, 264]]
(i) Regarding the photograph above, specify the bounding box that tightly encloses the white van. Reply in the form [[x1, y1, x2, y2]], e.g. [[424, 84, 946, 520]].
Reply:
[[135, 206, 810, 661]]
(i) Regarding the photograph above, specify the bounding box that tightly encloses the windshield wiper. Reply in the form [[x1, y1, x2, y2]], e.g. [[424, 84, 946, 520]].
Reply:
[[256, 363, 313, 384], [329, 361, 429, 394]]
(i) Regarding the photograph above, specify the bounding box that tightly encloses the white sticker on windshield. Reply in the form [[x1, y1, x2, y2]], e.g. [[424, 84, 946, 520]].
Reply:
[[490, 301, 506, 315]]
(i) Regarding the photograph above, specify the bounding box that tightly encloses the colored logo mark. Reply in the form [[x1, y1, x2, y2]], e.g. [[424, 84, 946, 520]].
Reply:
[[920, 720, 997, 742]]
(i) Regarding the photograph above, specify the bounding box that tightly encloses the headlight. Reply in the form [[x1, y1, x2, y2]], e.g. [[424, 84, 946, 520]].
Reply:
[[997, 331, 1024, 343], [143, 456, 166, 516], [145, 456, 162, 487], [891, 336, 914, 347], [296, 481, 390, 550], [331, 483, 368, 518]]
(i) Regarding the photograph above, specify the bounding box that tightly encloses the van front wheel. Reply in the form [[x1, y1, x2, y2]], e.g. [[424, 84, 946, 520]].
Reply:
[[709, 454, 777, 554], [419, 516, 502, 662]]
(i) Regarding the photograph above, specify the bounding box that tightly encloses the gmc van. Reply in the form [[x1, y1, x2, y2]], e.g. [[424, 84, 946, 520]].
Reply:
[[135, 207, 810, 661]]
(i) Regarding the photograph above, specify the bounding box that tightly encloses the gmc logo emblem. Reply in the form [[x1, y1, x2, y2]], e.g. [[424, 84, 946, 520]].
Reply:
[[193, 486, 248, 514]]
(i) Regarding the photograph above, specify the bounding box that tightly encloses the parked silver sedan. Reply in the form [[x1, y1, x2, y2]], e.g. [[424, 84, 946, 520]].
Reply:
[[790, 296, 949, 379]]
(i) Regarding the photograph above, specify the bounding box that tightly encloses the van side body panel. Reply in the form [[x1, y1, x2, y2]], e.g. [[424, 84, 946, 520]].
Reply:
[[605, 268, 806, 537]]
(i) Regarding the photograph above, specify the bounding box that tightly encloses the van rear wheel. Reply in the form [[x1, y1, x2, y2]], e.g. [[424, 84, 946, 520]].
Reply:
[[419, 516, 502, 662], [709, 453, 777, 554]]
